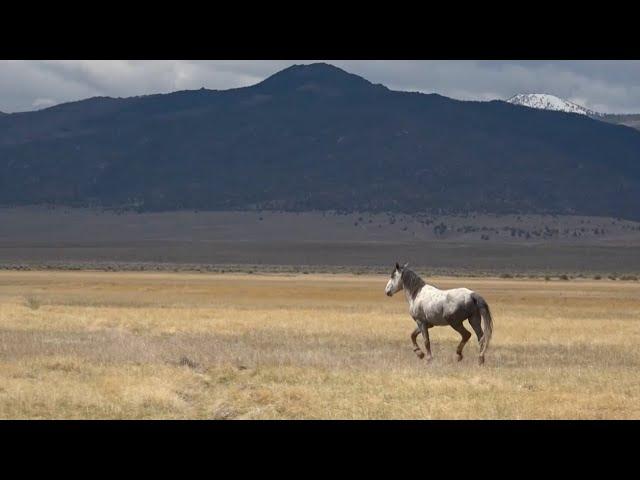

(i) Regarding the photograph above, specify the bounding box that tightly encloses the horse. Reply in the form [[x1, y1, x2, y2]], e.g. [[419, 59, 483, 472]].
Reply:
[[385, 262, 493, 365]]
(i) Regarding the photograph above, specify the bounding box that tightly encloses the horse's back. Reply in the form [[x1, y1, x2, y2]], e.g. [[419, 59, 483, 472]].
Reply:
[[442, 287, 475, 305], [418, 286, 476, 324]]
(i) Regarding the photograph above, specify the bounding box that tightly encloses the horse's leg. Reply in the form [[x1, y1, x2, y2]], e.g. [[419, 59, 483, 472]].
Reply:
[[419, 322, 433, 362], [468, 312, 485, 365], [411, 327, 424, 359], [450, 321, 472, 361]]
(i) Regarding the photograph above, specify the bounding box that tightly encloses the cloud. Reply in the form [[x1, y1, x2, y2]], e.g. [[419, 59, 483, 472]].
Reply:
[[32, 98, 57, 109], [0, 60, 639, 114], [330, 60, 640, 113]]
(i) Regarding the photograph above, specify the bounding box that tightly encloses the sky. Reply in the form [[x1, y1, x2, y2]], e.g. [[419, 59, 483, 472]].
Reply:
[[1, 60, 639, 114]]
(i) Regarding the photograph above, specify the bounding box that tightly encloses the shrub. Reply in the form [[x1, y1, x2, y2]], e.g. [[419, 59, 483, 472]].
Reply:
[[24, 296, 42, 310], [179, 356, 198, 369]]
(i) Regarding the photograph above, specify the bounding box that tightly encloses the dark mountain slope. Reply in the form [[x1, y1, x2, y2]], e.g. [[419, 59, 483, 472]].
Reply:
[[1, 63, 640, 218]]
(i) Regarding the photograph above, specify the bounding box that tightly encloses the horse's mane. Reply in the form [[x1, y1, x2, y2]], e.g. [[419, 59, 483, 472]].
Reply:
[[401, 268, 426, 300]]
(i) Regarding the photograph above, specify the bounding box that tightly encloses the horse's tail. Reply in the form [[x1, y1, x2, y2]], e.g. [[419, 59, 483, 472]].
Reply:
[[473, 293, 493, 356]]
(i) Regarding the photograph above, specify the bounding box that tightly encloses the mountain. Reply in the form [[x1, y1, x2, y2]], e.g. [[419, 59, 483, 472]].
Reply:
[[506, 93, 640, 132], [506, 93, 597, 116], [2, 63, 640, 219]]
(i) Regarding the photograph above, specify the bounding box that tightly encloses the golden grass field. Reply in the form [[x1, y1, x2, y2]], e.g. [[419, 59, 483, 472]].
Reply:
[[1, 270, 639, 419]]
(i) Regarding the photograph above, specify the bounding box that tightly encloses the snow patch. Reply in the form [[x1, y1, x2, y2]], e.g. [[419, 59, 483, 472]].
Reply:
[[506, 93, 599, 116]]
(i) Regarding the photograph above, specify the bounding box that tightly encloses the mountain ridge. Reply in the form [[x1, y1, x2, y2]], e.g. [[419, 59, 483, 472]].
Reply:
[[1, 63, 640, 219]]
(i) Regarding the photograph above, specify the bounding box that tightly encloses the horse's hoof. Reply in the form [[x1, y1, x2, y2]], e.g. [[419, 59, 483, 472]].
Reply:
[[425, 356, 433, 364], [456, 353, 463, 362], [416, 352, 425, 359], [478, 356, 485, 366]]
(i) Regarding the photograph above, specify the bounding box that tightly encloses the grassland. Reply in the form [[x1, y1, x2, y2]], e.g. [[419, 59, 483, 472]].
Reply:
[[1, 270, 639, 419]]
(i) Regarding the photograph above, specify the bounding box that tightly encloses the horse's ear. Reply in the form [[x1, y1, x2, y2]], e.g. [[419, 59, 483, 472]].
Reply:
[[395, 262, 400, 271], [403, 262, 409, 269]]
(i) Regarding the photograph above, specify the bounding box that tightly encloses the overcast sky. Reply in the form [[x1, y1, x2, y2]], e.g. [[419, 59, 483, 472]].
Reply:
[[1, 60, 639, 114]]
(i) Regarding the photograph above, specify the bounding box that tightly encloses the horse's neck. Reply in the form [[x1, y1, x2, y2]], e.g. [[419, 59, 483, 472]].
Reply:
[[403, 288, 414, 305], [404, 281, 438, 305]]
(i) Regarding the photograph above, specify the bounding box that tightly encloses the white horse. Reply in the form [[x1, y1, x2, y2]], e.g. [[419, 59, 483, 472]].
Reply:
[[385, 262, 493, 365]]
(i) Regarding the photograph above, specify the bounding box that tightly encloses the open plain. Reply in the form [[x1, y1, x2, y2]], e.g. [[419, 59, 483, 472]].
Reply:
[[1, 270, 639, 419]]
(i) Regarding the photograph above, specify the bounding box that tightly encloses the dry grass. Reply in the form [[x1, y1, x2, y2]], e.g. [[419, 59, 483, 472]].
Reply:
[[1, 270, 639, 419]]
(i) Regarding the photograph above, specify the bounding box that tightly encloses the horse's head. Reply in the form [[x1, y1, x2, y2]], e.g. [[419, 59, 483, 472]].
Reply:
[[385, 262, 408, 296]]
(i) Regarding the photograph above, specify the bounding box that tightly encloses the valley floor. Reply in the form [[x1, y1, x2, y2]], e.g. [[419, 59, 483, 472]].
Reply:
[[1, 271, 639, 419], [2, 208, 640, 276]]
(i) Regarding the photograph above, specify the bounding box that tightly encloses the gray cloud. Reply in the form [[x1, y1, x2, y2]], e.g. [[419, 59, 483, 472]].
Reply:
[[1, 60, 639, 114]]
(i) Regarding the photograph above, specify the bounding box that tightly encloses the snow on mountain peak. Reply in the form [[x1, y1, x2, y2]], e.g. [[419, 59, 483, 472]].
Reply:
[[506, 93, 598, 116]]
